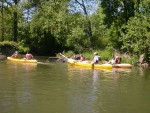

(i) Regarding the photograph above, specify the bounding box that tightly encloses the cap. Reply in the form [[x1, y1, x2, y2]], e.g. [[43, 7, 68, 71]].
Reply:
[[94, 52, 98, 55], [15, 51, 18, 54]]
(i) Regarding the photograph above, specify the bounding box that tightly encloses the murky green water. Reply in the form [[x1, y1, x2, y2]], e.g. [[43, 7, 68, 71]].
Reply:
[[0, 60, 150, 113]]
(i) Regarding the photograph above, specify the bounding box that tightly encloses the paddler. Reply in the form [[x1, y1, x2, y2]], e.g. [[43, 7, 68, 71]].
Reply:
[[24, 52, 34, 60], [91, 52, 101, 64], [11, 51, 19, 58]]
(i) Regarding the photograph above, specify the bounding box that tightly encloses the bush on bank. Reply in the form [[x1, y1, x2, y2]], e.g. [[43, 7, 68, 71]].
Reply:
[[0, 41, 29, 54]]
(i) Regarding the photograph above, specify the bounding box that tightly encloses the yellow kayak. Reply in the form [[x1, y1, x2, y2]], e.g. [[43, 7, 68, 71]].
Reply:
[[7, 57, 37, 63], [68, 59, 112, 69]]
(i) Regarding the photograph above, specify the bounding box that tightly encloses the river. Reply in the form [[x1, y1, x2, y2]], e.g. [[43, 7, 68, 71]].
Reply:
[[0, 60, 150, 113]]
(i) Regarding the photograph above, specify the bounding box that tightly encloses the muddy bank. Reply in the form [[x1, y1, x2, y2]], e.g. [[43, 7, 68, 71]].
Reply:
[[0, 55, 6, 60]]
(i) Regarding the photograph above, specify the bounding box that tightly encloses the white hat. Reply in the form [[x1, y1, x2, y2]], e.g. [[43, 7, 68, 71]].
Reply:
[[15, 51, 18, 54], [94, 52, 98, 55]]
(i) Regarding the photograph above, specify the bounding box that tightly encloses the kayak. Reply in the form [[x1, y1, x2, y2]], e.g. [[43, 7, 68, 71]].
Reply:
[[68, 59, 132, 69], [113, 63, 132, 68], [7, 57, 37, 63], [68, 59, 112, 69]]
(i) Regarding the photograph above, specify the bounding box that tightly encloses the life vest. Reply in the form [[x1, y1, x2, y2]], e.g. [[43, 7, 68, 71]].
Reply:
[[95, 56, 101, 64], [115, 55, 121, 64], [80, 57, 85, 61]]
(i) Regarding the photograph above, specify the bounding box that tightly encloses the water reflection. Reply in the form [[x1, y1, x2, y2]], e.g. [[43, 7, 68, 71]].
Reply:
[[6, 61, 37, 73], [68, 65, 132, 79], [67, 65, 133, 113], [0, 61, 37, 113], [138, 67, 150, 79], [111, 68, 132, 78]]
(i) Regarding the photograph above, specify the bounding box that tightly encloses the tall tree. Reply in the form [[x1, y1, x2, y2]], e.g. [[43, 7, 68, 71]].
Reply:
[[29, 0, 69, 54], [13, 0, 20, 42], [1, 0, 21, 42], [0, 0, 4, 41], [121, 0, 150, 61], [90, 7, 107, 48], [69, 0, 97, 47], [101, 0, 135, 27]]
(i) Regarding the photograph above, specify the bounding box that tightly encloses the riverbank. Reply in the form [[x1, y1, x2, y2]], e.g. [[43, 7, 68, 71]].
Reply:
[[0, 55, 6, 60]]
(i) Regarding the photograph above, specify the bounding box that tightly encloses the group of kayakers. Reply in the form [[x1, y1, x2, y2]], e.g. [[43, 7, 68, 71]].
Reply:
[[10, 50, 121, 64], [11, 51, 34, 60], [79, 52, 121, 65]]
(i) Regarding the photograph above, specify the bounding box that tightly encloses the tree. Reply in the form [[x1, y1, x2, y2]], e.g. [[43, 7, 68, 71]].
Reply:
[[90, 7, 107, 49], [0, 0, 4, 41], [121, 0, 150, 61], [101, 0, 135, 27], [69, 0, 98, 47], [0, 0, 14, 41], [0, 0, 21, 42], [29, 0, 69, 54], [13, 0, 20, 42]]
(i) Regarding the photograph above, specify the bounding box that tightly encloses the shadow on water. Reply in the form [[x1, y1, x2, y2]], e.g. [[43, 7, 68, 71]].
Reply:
[[6, 61, 37, 72]]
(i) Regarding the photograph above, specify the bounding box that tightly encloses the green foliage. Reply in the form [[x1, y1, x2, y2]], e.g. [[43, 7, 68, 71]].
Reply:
[[66, 15, 88, 51], [0, 6, 14, 41], [106, 24, 122, 49], [63, 50, 74, 57], [98, 49, 112, 61], [90, 8, 108, 49], [0, 41, 30, 53], [0, 0, 149, 62], [121, 55, 138, 64], [29, 0, 69, 54], [120, 0, 150, 62], [18, 41, 30, 53], [101, 0, 135, 28], [121, 16, 150, 60], [0, 41, 18, 49], [63, 48, 113, 61], [18, 45, 29, 53]]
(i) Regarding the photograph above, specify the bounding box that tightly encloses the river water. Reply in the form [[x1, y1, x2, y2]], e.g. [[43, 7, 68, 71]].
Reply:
[[0, 60, 150, 113]]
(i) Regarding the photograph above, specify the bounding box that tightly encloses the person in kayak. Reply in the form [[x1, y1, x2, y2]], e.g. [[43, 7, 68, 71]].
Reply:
[[24, 52, 34, 60], [11, 51, 19, 58], [80, 54, 86, 61], [115, 52, 121, 64], [108, 57, 115, 64], [91, 52, 101, 64]]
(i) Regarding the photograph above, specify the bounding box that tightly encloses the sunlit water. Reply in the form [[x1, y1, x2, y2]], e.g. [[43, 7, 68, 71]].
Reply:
[[0, 60, 150, 113]]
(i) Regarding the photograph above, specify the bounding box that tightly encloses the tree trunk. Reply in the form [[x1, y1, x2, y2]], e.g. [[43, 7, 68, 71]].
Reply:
[[75, 0, 93, 46], [13, 11, 17, 42], [1, 1, 4, 41], [13, 0, 19, 42]]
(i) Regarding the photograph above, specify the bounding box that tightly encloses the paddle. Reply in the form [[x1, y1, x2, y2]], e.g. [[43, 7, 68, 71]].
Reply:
[[59, 53, 68, 60], [59, 53, 78, 63]]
